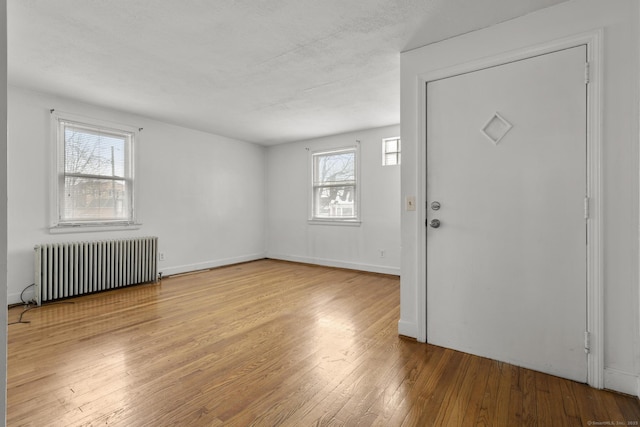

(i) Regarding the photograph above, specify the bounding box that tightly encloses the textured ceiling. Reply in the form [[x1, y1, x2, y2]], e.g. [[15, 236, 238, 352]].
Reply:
[[8, 0, 567, 145]]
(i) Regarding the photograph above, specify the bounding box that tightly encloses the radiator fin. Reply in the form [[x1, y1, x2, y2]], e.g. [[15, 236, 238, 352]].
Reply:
[[34, 237, 158, 305]]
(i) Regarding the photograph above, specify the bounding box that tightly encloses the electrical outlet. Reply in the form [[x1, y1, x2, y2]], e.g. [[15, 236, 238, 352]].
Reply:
[[159, 252, 165, 261]]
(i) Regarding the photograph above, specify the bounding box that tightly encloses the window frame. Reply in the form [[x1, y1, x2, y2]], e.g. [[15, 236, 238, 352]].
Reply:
[[50, 111, 140, 232], [308, 145, 361, 225], [382, 136, 401, 166]]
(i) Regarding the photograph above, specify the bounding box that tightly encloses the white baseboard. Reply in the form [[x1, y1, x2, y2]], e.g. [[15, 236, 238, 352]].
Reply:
[[160, 253, 267, 277], [398, 319, 418, 338], [266, 253, 400, 276], [6, 254, 268, 306], [604, 367, 639, 396]]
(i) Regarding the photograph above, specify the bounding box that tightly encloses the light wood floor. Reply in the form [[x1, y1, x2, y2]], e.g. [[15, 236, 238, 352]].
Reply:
[[7, 259, 640, 426]]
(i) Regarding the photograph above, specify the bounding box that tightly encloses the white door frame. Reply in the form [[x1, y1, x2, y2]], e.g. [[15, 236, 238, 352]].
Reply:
[[415, 30, 604, 389]]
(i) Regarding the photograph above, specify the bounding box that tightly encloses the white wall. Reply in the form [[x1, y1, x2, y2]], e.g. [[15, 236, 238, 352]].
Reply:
[[1, 0, 8, 424], [8, 86, 267, 304], [400, 0, 640, 395], [266, 125, 400, 275]]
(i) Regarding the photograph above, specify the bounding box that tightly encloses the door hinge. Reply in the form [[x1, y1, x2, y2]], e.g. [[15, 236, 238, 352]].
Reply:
[[584, 331, 591, 354], [584, 62, 590, 85], [584, 196, 590, 219]]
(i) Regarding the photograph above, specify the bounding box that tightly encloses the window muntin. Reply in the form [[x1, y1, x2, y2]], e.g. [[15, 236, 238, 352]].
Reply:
[[311, 148, 358, 221], [382, 137, 401, 166], [54, 114, 136, 226]]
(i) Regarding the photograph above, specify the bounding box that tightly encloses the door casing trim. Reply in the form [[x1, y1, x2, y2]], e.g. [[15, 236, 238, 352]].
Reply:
[[415, 30, 603, 388]]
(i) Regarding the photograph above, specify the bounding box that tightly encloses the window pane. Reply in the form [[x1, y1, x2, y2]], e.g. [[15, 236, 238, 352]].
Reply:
[[64, 125, 127, 177], [314, 151, 355, 184], [385, 153, 399, 166], [314, 185, 356, 218], [62, 176, 129, 221], [385, 138, 398, 152], [382, 137, 401, 166]]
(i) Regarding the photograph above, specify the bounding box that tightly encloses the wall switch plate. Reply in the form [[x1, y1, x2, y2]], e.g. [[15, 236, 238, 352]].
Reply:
[[406, 196, 416, 211]]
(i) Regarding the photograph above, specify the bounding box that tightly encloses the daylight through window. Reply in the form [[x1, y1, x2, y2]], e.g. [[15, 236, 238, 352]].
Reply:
[[382, 137, 401, 166], [311, 147, 358, 221], [54, 114, 136, 226]]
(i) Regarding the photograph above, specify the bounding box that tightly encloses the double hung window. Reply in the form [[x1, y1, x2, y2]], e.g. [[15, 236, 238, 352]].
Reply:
[[382, 137, 401, 166], [52, 112, 137, 227], [311, 147, 359, 222]]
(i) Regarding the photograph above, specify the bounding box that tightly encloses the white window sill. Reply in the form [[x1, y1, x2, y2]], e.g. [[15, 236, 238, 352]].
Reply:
[[49, 223, 142, 234], [308, 219, 361, 227]]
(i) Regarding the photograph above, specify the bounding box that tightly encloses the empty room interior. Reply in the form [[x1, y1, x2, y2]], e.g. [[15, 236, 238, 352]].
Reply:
[[3, 0, 640, 425]]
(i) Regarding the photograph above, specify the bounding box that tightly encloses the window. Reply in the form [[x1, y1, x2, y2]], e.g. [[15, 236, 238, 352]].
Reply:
[[382, 137, 401, 166], [52, 112, 137, 227], [311, 147, 359, 222]]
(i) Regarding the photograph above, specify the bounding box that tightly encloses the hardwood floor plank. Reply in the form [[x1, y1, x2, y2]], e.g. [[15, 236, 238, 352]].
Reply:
[[397, 346, 455, 426], [411, 348, 467, 426], [600, 389, 632, 423], [435, 353, 478, 426], [475, 360, 509, 426], [507, 366, 523, 426], [7, 259, 640, 426], [460, 356, 494, 425], [369, 340, 435, 426], [521, 365, 538, 426], [615, 391, 640, 424], [550, 374, 582, 426], [535, 370, 556, 426]]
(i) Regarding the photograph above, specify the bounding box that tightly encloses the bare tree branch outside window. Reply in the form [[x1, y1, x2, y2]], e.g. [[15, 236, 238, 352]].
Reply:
[[61, 123, 131, 223]]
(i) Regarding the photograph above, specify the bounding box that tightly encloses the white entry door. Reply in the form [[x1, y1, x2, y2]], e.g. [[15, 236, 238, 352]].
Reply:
[[426, 45, 588, 382]]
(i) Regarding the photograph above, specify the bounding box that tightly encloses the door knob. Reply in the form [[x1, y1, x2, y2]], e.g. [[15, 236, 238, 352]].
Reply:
[[431, 201, 441, 210], [430, 219, 441, 228]]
